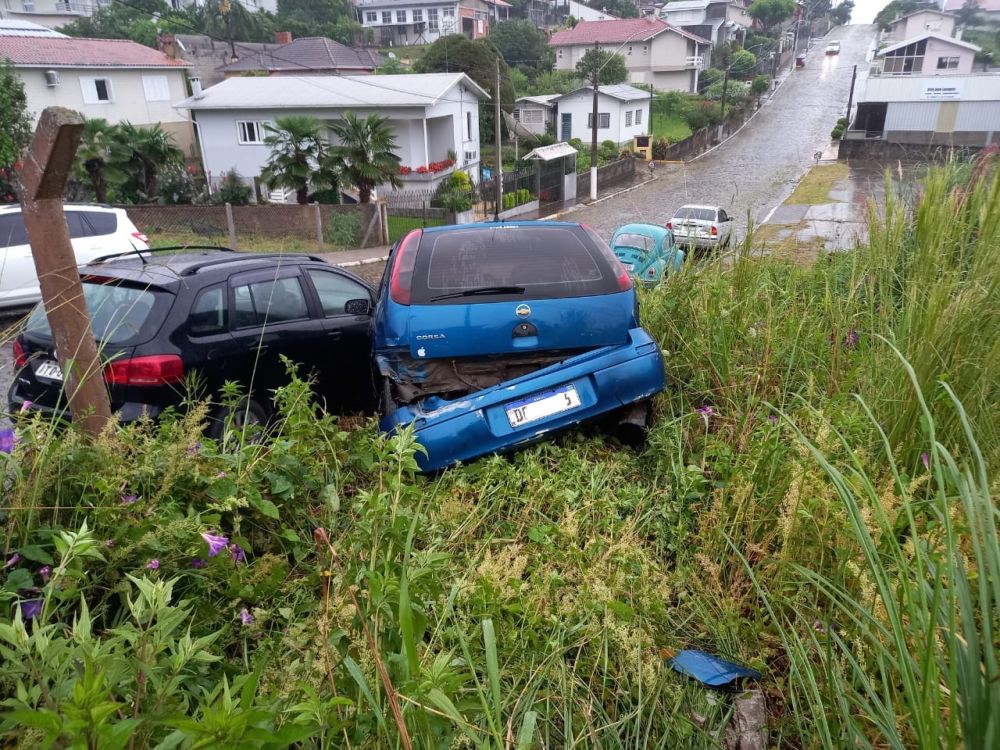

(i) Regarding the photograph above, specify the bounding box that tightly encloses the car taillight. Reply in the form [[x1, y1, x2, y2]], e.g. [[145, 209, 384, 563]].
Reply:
[[666, 221, 673, 230], [647, 267, 657, 278], [711, 225, 718, 237], [13, 339, 26, 369], [104, 354, 184, 386], [131, 231, 149, 245], [389, 229, 421, 305], [615, 260, 633, 291]]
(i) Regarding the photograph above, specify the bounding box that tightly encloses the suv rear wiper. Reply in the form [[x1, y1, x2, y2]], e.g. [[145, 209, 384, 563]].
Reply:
[[430, 285, 526, 301]]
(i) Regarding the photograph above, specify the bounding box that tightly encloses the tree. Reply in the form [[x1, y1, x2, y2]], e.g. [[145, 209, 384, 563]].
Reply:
[[747, 0, 796, 32], [729, 49, 757, 78], [575, 48, 628, 85], [874, 1, 936, 30], [260, 116, 326, 205], [0, 59, 32, 203], [955, 0, 982, 27], [751, 74, 770, 107], [327, 113, 402, 204], [529, 70, 581, 95], [490, 19, 554, 76], [75, 119, 127, 203], [588, 0, 640, 18], [116, 123, 184, 202], [830, 0, 854, 25]]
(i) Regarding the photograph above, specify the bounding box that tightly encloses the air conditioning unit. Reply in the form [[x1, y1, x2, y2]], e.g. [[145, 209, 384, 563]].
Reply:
[[44, 70, 61, 87]]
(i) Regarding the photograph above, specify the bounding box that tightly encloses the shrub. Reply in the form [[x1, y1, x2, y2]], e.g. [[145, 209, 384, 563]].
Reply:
[[830, 116, 847, 139], [325, 209, 361, 247], [652, 137, 670, 160], [212, 169, 253, 206]]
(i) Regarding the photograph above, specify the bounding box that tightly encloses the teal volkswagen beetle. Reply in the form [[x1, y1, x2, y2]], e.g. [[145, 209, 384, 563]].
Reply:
[[610, 224, 684, 286]]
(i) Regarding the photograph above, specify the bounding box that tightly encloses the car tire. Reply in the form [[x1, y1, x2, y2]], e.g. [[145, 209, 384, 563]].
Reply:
[[207, 396, 272, 442], [607, 400, 652, 447]]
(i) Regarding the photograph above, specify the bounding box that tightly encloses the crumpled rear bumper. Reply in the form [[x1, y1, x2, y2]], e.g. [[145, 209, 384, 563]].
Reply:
[[379, 327, 665, 472]]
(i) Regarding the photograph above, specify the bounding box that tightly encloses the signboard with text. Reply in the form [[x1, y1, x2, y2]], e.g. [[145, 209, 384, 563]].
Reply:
[[921, 85, 961, 101]]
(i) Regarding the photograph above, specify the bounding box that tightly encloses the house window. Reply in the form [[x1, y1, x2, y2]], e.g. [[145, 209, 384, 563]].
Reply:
[[80, 77, 113, 104], [882, 39, 926, 74], [466, 111, 472, 140], [365, 11, 377, 23], [428, 8, 439, 30], [141, 75, 170, 102], [236, 121, 267, 145], [587, 113, 611, 129], [464, 150, 477, 162], [413, 9, 423, 22], [625, 110, 633, 126], [396, 9, 406, 22], [443, 7, 454, 17], [936, 56, 960, 69], [512, 108, 520, 121], [522, 109, 543, 125], [634, 108, 642, 125], [382, 11, 392, 24]]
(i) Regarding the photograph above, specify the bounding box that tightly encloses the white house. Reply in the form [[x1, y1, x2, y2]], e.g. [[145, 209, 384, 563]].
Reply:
[[548, 17, 710, 93], [0, 0, 107, 31], [0, 34, 196, 157], [884, 10, 957, 43], [354, 0, 507, 46], [876, 32, 979, 75], [176, 72, 489, 197], [553, 84, 651, 144], [513, 95, 557, 136]]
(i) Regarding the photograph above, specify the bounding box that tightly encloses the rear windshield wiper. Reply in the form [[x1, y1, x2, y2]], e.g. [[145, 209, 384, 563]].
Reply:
[[430, 285, 526, 302]]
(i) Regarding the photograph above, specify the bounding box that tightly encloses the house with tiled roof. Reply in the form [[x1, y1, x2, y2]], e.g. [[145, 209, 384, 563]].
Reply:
[[547, 17, 711, 93], [220, 36, 382, 77], [0, 34, 196, 157]]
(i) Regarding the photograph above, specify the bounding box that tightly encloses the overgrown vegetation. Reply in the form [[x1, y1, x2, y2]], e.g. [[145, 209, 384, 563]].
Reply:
[[2, 160, 998, 747]]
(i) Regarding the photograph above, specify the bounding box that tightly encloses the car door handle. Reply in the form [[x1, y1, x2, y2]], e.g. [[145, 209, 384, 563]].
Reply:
[[327, 330, 342, 341]]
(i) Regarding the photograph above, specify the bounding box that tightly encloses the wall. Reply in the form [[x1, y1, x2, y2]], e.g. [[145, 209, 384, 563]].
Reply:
[[838, 137, 995, 160], [554, 32, 701, 93], [575, 156, 636, 197], [921, 37, 976, 74], [860, 72, 1000, 102], [893, 12, 956, 40], [555, 91, 649, 144]]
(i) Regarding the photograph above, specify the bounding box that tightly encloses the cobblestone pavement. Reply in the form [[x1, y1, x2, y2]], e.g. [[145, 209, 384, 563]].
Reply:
[[570, 24, 876, 241]]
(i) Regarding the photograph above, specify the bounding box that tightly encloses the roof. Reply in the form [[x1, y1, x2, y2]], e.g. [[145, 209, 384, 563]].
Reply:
[[220, 37, 381, 74], [548, 17, 710, 46], [172, 34, 279, 88], [659, 0, 738, 11], [612, 223, 670, 240], [888, 9, 956, 24], [0, 36, 188, 68], [879, 32, 981, 55], [0, 20, 67, 37], [178, 72, 489, 110], [523, 142, 578, 161], [555, 84, 652, 102], [516, 94, 559, 106], [942, 0, 1000, 10]]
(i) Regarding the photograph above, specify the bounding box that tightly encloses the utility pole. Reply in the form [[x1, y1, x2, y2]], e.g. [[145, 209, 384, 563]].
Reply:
[[844, 64, 858, 134], [494, 58, 502, 221], [590, 41, 599, 201]]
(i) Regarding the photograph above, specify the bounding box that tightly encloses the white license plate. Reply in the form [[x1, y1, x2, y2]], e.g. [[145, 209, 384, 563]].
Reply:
[[506, 385, 581, 429], [623, 263, 634, 271], [35, 360, 63, 381]]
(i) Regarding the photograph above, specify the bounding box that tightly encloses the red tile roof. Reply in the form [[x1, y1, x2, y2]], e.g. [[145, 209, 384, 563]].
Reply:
[[0, 36, 188, 68], [548, 17, 708, 46]]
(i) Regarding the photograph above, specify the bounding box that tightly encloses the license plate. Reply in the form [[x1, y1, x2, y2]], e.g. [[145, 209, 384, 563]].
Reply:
[[623, 263, 634, 271], [35, 360, 63, 381], [506, 385, 581, 429]]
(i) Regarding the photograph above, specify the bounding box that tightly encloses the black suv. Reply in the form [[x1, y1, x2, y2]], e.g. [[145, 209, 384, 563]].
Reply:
[[8, 248, 377, 433]]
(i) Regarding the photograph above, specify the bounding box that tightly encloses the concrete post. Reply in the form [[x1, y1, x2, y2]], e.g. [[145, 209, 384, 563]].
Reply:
[[225, 202, 237, 251], [313, 202, 324, 252]]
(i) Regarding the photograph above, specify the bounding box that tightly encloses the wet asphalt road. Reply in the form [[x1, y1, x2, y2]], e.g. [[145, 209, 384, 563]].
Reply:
[[572, 24, 875, 238]]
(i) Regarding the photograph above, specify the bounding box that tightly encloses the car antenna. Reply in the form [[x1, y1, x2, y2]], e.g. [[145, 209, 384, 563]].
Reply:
[[127, 236, 148, 265]]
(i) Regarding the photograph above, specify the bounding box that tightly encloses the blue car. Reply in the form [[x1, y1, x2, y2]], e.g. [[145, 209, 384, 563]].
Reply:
[[610, 223, 684, 286], [374, 221, 666, 472]]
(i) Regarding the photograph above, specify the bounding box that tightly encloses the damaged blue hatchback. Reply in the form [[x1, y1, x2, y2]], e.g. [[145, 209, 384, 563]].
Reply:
[[373, 221, 666, 472]]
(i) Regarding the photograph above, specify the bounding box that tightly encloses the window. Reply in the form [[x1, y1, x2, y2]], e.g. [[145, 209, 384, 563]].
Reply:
[[365, 11, 377, 23], [237, 121, 267, 145], [233, 277, 308, 327], [522, 109, 543, 125], [142, 75, 170, 102], [443, 7, 454, 17], [936, 56, 960, 69], [512, 108, 520, 121], [81, 210, 117, 236], [0, 215, 28, 247], [27, 283, 164, 346], [718, 209, 730, 222], [396, 9, 406, 22], [587, 113, 611, 129], [80, 77, 113, 104], [428, 8, 439, 30], [464, 150, 477, 162], [307, 270, 369, 317], [634, 109, 642, 125], [189, 286, 227, 335], [625, 110, 633, 126], [882, 39, 926, 74], [466, 111, 472, 140], [413, 9, 422, 22]]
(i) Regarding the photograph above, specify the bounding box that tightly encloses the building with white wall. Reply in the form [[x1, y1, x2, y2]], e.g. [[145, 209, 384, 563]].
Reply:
[[354, 0, 507, 46], [176, 72, 488, 196], [0, 0, 107, 31], [553, 84, 651, 144]]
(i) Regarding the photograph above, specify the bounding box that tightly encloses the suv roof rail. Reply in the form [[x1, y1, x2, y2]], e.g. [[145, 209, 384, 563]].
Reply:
[[179, 252, 326, 277], [89, 245, 236, 266]]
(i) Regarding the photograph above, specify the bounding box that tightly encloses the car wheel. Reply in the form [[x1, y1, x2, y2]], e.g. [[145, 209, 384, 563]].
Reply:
[[607, 400, 652, 447], [207, 396, 272, 442]]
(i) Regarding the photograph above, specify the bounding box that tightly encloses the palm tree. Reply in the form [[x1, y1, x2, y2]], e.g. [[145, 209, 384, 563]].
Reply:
[[116, 122, 183, 202], [260, 116, 326, 205], [327, 113, 402, 204], [75, 118, 126, 203]]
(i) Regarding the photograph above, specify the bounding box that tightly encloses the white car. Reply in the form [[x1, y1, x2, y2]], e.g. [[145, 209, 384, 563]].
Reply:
[[0, 204, 149, 309], [826, 41, 841, 55], [667, 205, 734, 252]]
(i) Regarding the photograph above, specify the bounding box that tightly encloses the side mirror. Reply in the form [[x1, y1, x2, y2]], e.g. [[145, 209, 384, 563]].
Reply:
[[345, 298, 371, 316]]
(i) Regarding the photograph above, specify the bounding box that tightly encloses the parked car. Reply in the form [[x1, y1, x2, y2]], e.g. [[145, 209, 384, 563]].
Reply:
[[667, 205, 734, 252], [0, 204, 149, 309], [825, 41, 840, 55], [8, 248, 377, 434], [610, 223, 684, 286], [374, 221, 667, 472]]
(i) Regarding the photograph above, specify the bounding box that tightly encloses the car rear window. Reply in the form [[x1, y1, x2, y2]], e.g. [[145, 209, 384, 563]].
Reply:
[[614, 233, 657, 256], [82, 211, 118, 236], [0, 214, 28, 247], [674, 207, 716, 221], [410, 225, 622, 304], [25, 281, 170, 346], [0, 210, 119, 246]]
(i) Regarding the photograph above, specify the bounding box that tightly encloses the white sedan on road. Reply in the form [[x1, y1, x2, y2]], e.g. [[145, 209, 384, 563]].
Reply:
[[667, 205, 735, 252], [826, 41, 841, 55]]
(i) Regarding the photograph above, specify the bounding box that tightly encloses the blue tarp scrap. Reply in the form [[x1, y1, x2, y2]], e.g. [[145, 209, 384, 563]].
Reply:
[[669, 649, 762, 689]]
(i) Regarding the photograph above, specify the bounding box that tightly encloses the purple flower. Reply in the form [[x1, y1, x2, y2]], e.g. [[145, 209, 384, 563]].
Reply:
[[920, 452, 930, 469], [239, 608, 254, 625], [4, 553, 21, 569], [844, 329, 860, 349], [191, 558, 205, 569], [146, 559, 160, 570], [201, 532, 229, 558], [215, 471, 227, 479], [186, 442, 202, 456], [229, 543, 246, 564], [20, 599, 42, 620], [0, 427, 15, 454], [38, 565, 51, 583], [19, 400, 33, 412], [768, 414, 779, 425], [105, 539, 116, 549], [695, 405, 714, 417], [120, 494, 139, 505], [813, 619, 827, 633]]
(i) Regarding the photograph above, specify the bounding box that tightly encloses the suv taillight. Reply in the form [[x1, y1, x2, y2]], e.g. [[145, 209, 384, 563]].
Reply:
[[131, 231, 149, 245], [389, 229, 421, 305], [104, 354, 184, 386], [13, 339, 26, 369], [711, 225, 718, 237]]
